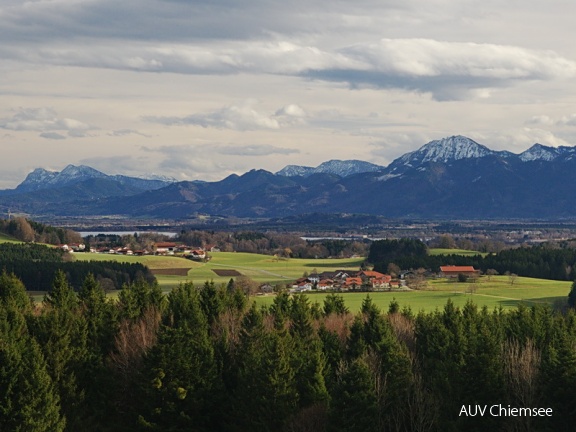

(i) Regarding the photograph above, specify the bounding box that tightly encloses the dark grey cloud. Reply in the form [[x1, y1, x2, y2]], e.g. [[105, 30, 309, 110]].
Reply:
[[0, 0, 412, 45], [107, 129, 151, 137], [214, 144, 299, 156], [1, 0, 575, 104], [39, 132, 66, 140]]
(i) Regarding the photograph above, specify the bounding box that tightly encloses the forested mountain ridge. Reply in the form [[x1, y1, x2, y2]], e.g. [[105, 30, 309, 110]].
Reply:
[[3, 136, 576, 219]]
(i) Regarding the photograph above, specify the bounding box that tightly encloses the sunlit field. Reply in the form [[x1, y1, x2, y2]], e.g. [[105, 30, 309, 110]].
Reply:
[[428, 248, 486, 257], [0, 232, 21, 244], [74, 251, 364, 290], [68, 252, 572, 312], [252, 275, 571, 313]]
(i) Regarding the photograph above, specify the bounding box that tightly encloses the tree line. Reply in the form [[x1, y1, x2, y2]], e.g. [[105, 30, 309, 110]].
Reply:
[[0, 217, 83, 245], [177, 230, 369, 258], [0, 243, 154, 291], [1, 270, 575, 431], [369, 239, 576, 280]]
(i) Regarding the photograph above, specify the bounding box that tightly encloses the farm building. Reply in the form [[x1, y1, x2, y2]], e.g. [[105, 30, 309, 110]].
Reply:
[[439, 265, 478, 278]]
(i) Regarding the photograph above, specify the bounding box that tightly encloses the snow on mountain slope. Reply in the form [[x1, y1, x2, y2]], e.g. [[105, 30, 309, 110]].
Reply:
[[17, 165, 106, 192], [394, 135, 495, 166], [517, 143, 576, 162], [16, 164, 174, 193], [276, 159, 382, 177]]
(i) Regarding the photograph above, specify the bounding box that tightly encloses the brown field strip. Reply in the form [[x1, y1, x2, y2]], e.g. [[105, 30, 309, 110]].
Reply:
[[212, 269, 242, 277]]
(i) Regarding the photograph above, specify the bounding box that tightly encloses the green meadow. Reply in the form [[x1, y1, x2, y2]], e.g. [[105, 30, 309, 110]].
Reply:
[[252, 275, 570, 313], [73, 251, 364, 290], [72, 251, 571, 312], [428, 248, 486, 257], [0, 232, 21, 244]]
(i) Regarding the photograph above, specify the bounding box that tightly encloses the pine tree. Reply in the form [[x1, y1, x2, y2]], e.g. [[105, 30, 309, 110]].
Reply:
[[0, 304, 65, 432], [329, 357, 379, 432], [228, 304, 298, 430], [568, 279, 576, 308], [79, 273, 116, 355], [32, 280, 90, 430], [0, 270, 33, 313], [44, 270, 77, 311]]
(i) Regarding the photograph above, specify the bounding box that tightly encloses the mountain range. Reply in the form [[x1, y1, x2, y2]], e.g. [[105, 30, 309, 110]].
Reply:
[[3, 135, 576, 220]]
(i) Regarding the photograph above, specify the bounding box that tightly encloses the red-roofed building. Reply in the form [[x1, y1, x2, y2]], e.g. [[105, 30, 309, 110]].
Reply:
[[154, 242, 177, 255], [344, 277, 363, 289], [440, 265, 478, 278], [358, 270, 386, 279]]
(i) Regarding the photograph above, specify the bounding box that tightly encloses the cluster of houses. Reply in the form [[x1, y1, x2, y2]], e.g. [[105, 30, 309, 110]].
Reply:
[[291, 270, 403, 293], [58, 241, 220, 261], [289, 265, 480, 293]]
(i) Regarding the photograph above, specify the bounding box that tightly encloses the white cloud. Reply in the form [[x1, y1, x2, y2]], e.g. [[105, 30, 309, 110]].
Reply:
[[303, 39, 576, 100], [526, 114, 576, 127], [0, 107, 96, 138], [79, 155, 151, 176], [6, 38, 573, 102], [482, 128, 573, 152], [144, 101, 290, 131], [2, 0, 576, 186], [558, 114, 576, 127], [525, 115, 555, 126]]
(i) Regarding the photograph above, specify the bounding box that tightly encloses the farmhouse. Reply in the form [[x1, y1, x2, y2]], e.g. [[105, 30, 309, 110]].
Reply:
[[187, 249, 207, 260], [440, 265, 478, 278], [344, 277, 363, 289], [154, 242, 177, 255]]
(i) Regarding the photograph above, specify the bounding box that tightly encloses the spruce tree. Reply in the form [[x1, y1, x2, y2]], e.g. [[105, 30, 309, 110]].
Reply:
[[0, 303, 65, 432], [44, 270, 77, 311]]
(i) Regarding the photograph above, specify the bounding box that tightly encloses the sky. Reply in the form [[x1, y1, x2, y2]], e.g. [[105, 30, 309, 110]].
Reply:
[[1, 0, 576, 188]]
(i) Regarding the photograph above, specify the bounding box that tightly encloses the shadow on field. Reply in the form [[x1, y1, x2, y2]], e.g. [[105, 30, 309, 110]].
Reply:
[[497, 296, 567, 309], [302, 261, 362, 268]]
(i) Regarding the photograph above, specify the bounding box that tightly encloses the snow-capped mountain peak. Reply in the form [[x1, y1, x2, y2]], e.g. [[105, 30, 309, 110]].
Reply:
[[16, 165, 107, 192], [397, 135, 494, 166], [519, 144, 561, 162], [59, 164, 106, 179], [14, 162, 178, 194], [275, 164, 315, 177], [276, 159, 382, 177]]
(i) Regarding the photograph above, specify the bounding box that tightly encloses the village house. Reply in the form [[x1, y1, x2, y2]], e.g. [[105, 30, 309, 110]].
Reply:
[[291, 278, 313, 292], [259, 283, 275, 294], [186, 249, 207, 260], [344, 277, 363, 290], [439, 265, 479, 278], [154, 242, 177, 255], [317, 279, 334, 290]]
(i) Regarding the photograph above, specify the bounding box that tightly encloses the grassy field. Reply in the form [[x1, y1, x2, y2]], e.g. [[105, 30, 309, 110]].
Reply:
[[74, 251, 364, 291], [253, 275, 570, 313], [72, 251, 570, 312], [428, 248, 486, 256], [0, 232, 21, 244]]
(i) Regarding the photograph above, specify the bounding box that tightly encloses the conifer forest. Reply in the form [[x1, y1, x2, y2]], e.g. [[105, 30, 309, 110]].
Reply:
[[1, 269, 576, 431]]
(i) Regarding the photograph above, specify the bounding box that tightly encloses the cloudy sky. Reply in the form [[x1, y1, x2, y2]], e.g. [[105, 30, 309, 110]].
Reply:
[[2, 0, 576, 188]]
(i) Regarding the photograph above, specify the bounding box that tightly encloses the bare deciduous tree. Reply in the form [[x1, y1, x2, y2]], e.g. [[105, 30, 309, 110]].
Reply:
[[109, 307, 161, 412], [405, 365, 439, 432], [502, 339, 542, 432]]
